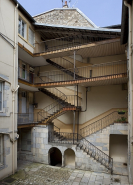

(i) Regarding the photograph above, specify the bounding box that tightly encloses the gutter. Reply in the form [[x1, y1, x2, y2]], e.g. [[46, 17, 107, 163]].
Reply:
[[11, 0, 35, 23]]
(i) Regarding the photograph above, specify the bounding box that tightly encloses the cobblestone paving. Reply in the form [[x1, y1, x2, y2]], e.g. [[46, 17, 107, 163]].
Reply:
[[0, 161, 131, 185]]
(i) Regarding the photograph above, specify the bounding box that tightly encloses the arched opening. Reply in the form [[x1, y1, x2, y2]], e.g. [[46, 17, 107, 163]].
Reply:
[[49, 147, 62, 166], [64, 148, 75, 167]]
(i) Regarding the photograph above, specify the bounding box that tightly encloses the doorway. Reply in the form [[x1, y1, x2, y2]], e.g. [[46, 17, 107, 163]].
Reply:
[[49, 147, 62, 167]]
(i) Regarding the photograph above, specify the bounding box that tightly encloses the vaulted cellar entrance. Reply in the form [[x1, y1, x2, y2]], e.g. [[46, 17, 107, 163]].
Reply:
[[64, 149, 75, 167], [49, 147, 62, 166]]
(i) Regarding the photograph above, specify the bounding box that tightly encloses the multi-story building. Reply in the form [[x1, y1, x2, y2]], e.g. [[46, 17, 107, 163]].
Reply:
[[0, 0, 131, 182], [121, 0, 133, 183]]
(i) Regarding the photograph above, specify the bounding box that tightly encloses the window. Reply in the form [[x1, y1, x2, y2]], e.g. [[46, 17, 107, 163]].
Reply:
[[22, 63, 27, 80], [28, 28, 34, 46], [18, 17, 27, 39], [0, 83, 3, 111], [0, 135, 3, 165]]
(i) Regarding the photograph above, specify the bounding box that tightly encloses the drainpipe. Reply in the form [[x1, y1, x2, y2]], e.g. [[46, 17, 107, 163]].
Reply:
[[124, 1, 132, 183], [11, 3, 18, 175]]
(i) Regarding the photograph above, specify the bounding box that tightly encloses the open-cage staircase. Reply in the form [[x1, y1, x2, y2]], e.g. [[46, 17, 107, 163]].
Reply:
[[38, 87, 81, 125]]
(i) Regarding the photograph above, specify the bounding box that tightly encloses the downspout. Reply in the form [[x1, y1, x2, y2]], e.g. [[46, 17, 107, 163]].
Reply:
[[124, 1, 132, 183], [12, 3, 18, 175], [81, 87, 88, 112]]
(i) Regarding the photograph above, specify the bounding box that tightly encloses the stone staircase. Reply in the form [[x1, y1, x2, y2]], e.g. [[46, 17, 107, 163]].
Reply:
[[48, 131, 113, 173], [85, 123, 128, 156]]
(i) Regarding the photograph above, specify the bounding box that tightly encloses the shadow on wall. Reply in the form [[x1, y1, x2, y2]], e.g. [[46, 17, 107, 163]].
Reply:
[[48, 147, 62, 167], [109, 134, 128, 163], [64, 148, 75, 167]]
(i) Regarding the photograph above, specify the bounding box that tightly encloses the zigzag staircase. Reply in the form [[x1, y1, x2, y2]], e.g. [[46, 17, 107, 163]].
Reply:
[[37, 87, 81, 125], [46, 58, 83, 79]]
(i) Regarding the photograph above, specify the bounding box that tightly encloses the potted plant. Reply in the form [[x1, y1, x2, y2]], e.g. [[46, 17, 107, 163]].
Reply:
[[118, 110, 126, 115]]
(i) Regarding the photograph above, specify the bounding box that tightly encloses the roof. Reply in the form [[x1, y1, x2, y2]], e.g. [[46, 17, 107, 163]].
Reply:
[[33, 8, 97, 28], [102, 24, 121, 29], [34, 22, 121, 40], [121, 0, 132, 44], [34, 22, 121, 32], [11, 0, 35, 23]]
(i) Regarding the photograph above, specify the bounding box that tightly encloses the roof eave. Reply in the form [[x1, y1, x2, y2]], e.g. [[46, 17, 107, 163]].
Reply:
[[11, 0, 35, 23], [33, 22, 121, 34]]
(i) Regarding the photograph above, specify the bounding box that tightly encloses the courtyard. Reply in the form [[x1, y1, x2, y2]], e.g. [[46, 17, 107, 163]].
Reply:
[[0, 160, 130, 185]]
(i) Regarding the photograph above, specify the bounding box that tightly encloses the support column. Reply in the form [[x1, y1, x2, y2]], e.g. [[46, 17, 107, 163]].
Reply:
[[73, 111, 76, 133]]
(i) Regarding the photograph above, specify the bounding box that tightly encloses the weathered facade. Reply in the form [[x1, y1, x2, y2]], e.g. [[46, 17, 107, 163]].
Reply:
[[0, 0, 131, 182]]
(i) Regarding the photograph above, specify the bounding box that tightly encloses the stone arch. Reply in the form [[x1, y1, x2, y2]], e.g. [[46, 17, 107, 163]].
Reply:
[[48, 147, 62, 166], [64, 148, 75, 167]]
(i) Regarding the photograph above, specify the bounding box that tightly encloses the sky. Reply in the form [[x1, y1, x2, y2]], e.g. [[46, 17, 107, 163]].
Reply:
[[18, 0, 123, 27]]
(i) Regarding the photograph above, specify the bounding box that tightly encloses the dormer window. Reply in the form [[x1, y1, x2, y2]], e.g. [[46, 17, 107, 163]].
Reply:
[[18, 17, 27, 39]]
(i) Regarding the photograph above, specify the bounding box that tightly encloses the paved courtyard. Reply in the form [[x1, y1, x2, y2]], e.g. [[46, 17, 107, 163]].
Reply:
[[0, 160, 130, 185]]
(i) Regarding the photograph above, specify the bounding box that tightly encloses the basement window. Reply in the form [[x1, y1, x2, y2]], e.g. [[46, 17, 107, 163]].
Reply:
[[0, 83, 3, 112], [0, 134, 3, 165], [18, 17, 27, 39]]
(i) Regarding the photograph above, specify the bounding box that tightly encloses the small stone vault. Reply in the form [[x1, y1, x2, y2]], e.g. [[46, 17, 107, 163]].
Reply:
[[18, 123, 128, 173]]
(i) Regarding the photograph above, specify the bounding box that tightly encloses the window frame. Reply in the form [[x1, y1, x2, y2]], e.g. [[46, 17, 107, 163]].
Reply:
[[28, 27, 35, 47], [18, 16, 27, 40], [0, 82, 3, 112], [0, 134, 4, 166]]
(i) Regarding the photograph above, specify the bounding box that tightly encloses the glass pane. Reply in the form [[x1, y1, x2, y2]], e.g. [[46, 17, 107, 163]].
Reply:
[[0, 102, 2, 111], [0, 92, 2, 101], [0, 83, 2, 92], [22, 21, 25, 38], [18, 19, 21, 34], [29, 28, 34, 46]]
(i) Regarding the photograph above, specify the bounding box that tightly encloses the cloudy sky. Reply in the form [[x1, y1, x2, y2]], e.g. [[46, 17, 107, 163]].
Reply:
[[18, 0, 122, 27]]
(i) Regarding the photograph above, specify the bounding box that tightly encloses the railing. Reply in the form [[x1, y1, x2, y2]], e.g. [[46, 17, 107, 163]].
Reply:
[[43, 87, 67, 101], [54, 125, 60, 134], [37, 101, 64, 123], [80, 111, 128, 137], [48, 131, 113, 173], [18, 66, 34, 83], [34, 60, 127, 84], [37, 94, 81, 124], [53, 57, 75, 69], [17, 113, 38, 125], [34, 34, 113, 54]]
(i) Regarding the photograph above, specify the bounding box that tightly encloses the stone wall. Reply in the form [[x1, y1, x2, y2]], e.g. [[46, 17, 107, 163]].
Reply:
[[86, 123, 128, 156], [34, 9, 94, 28]]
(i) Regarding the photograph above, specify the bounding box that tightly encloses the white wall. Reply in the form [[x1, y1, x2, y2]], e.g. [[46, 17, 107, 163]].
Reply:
[[79, 84, 128, 124]]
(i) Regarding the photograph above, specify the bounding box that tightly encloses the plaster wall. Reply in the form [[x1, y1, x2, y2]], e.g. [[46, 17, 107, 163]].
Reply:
[[0, 0, 18, 179], [80, 84, 128, 124]]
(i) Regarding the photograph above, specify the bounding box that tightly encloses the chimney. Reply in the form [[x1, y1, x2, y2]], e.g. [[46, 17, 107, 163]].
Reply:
[[63, 1, 68, 8]]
